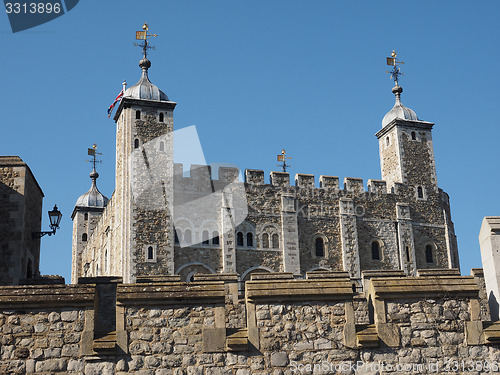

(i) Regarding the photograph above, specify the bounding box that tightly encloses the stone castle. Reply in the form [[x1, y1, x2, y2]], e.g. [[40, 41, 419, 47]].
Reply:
[[71, 46, 459, 286], [3, 32, 500, 374]]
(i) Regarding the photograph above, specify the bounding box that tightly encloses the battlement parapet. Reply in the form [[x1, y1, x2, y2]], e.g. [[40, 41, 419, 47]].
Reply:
[[295, 173, 315, 188], [244, 169, 264, 185], [319, 175, 340, 190], [269, 171, 290, 187], [344, 177, 364, 193], [172, 164, 405, 196], [367, 179, 387, 194]]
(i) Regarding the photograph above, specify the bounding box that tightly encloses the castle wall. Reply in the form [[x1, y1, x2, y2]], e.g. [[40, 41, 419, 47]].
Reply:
[[1, 271, 499, 374], [0, 157, 43, 285]]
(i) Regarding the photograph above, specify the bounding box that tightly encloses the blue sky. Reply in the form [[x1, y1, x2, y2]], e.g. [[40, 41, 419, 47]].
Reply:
[[1, 1, 499, 282]]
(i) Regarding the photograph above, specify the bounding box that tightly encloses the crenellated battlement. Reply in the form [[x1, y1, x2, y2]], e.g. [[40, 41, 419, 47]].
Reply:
[[172, 163, 396, 194]]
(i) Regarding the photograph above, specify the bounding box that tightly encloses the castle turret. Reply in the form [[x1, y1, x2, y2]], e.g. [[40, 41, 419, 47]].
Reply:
[[112, 32, 177, 283], [71, 157, 108, 283], [376, 84, 438, 198]]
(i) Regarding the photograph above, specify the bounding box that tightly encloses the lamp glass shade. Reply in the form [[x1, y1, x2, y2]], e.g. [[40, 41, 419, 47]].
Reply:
[[48, 205, 62, 228]]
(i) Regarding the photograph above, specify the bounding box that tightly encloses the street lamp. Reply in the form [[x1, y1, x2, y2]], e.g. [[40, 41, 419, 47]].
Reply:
[[32, 205, 62, 239]]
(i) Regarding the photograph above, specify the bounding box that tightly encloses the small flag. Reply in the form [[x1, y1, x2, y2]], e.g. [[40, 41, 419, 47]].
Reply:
[[386, 57, 395, 66], [277, 155, 284, 161], [88, 148, 95, 156], [136, 31, 147, 40], [107, 89, 124, 118]]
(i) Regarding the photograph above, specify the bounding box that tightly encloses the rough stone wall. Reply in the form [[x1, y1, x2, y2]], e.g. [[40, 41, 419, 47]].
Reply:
[[0, 308, 86, 374], [0, 157, 43, 285], [1, 273, 499, 374]]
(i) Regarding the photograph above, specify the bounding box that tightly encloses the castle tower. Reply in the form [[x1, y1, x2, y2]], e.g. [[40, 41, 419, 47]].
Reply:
[[376, 84, 438, 197], [112, 33, 177, 283], [71, 156, 109, 284]]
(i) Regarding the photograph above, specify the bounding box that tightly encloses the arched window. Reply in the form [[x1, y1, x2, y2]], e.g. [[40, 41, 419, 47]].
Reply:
[[184, 229, 192, 244], [159, 141, 164, 152], [202, 230, 210, 245], [425, 245, 433, 263], [262, 233, 269, 249], [212, 231, 220, 245], [159, 113, 164, 122], [174, 230, 180, 244], [147, 246, 154, 260], [371, 241, 380, 260], [247, 233, 253, 247], [136, 110, 141, 119], [417, 186, 424, 199], [134, 139, 139, 149], [82, 233, 87, 242], [237, 232, 244, 246], [84, 213, 88, 221], [411, 131, 416, 140], [272, 234, 279, 249], [386, 136, 390, 146], [315, 237, 325, 257]]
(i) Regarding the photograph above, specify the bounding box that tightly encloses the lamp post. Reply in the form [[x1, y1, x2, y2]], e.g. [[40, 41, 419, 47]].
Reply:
[[32, 205, 62, 239]]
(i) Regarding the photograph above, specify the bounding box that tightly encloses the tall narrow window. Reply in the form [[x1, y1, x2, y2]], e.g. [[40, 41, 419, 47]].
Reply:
[[237, 232, 244, 246], [136, 110, 141, 119], [82, 233, 87, 242], [184, 229, 192, 244], [105, 250, 108, 272], [159, 141, 165, 152], [417, 186, 424, 199], [411, 131, 416, 140], [371, 241, 380, 260], [159, 112, 164, 122], [174, 230, 180, 244], [262, 233, 269, 249], [147, 246, 154, 260], [27, 259, 33, 279], [425, 245, 433, 263], [247, 233, 253, 247], [202, 230, 210, 245], [84, 213, 88, 221], [212, 231, 220, 245], [134, 139, 139, 149], [315, 237, 325, 257], [272, 234, 279, 249], [406, 246, 410, 262], [386, 136, 390, 146]]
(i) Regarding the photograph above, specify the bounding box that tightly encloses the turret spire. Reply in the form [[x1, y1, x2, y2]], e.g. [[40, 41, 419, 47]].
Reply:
[[382, 51, 418, 127]]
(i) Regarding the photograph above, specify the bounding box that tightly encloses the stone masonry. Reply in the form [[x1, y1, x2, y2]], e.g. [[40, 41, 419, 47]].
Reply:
[[1, 269, 500, 374]]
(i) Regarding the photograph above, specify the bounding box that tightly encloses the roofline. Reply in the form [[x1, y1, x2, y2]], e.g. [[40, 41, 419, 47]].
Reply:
[[375, 118, 434, 139], [114, 97, 177, 122], [0, 156, 44, 197]]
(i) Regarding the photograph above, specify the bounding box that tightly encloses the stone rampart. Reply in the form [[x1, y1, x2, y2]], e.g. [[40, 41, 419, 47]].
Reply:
[[2, 270, 500, 374]]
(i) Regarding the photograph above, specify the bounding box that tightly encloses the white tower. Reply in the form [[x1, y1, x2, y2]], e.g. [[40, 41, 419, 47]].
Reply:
[[112, 26, 177, 283]]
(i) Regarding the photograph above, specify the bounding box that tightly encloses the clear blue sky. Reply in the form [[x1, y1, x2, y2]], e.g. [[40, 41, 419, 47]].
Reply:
[[1, 1, 499, 282]]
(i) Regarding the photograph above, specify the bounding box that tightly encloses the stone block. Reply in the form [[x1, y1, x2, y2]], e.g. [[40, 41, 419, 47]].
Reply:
[[202, 327, 226, 353], [295, 173, 315, 188], [244, 169, 265, 184], [319, 175, 339, 190], [270, 352, 289, 367], [344, 177, 364, 193], [269, 171, 289, 187]]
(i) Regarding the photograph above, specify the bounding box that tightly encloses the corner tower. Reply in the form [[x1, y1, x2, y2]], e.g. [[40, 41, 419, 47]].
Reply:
[[71, 147, 109, 284], [375, 54, 438, 197], [112, 24, 177, 283]]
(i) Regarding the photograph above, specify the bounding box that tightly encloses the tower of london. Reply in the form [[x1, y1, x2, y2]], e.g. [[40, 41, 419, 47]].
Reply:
[[71, 45, 459, 286]]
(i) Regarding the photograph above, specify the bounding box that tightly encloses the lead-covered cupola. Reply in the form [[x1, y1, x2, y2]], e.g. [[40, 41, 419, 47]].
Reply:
[[124, 56, 169, 101], [381, 84, 419, 127]]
